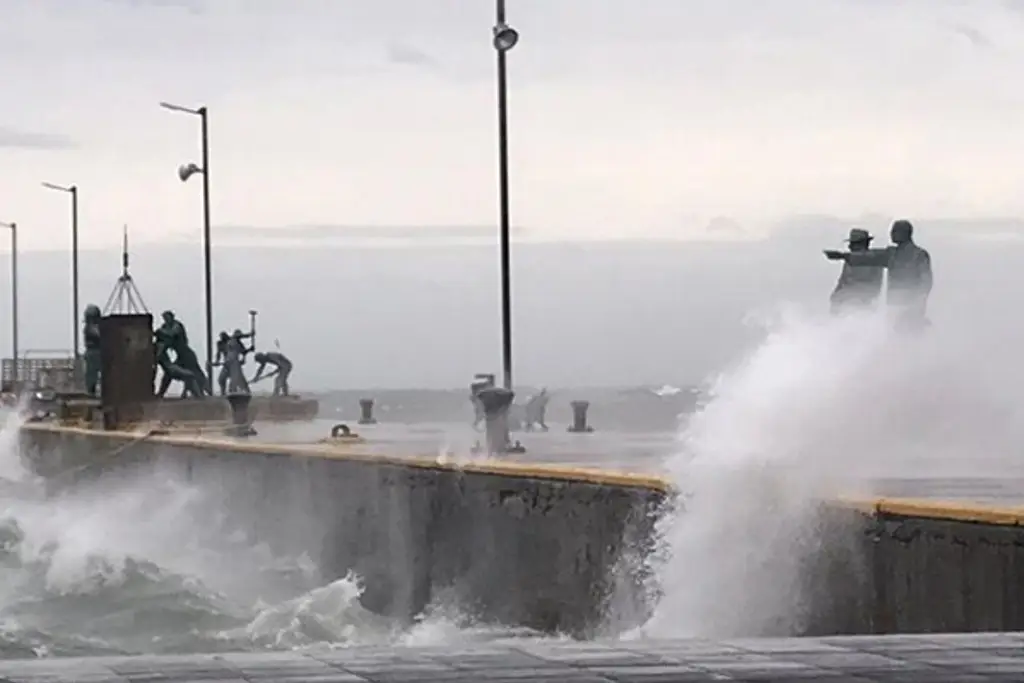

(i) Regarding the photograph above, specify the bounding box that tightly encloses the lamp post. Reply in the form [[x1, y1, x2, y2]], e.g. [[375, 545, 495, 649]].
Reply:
[[493, 0, 519, 391], [160, 101, 214, 388], [0, 221, 17, 388], [41, 182, 79, 361]]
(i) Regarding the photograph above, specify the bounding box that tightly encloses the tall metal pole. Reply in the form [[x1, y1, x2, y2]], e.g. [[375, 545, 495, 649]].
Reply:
[[495, 0, 514, 391], [0, 222, 17, 387], [71, 186, 79, 361], [160, 100, 215, 392], [199, 106, 214, 387], [11, 223, 16, 387]]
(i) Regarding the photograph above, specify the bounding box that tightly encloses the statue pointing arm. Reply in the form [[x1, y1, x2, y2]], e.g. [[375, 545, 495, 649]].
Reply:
[[824, 246, 892, 267]]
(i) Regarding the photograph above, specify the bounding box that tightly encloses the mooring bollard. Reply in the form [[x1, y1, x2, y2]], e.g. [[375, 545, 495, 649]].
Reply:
[[567, 400, 594, 433], [358, 398, 377, 425], [225, 393, 257, 437], [475, 385, 526, 455]]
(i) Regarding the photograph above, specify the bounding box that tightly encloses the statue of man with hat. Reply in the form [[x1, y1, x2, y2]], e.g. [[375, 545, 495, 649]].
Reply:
[[826, 227, 885, 314]]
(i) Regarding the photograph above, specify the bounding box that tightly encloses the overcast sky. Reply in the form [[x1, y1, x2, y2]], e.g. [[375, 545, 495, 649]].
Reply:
[[1, 1, 1023, 388], [4, 0, 1024, 248]]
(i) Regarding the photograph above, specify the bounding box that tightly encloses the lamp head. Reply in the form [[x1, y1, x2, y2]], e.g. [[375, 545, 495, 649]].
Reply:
[[492, 24, 519, 52], [177, 163, 203, 182]]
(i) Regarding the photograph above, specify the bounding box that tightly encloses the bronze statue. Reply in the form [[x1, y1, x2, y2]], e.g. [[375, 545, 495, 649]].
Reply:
[[827, 228, 884, 314], [252, 351, 293, 397], [82, 304, 102, 396], [213, 331, 231, 395], [156, 310, 209, 395], [825, 219, 933, 329], [224, 328, 253, 394]]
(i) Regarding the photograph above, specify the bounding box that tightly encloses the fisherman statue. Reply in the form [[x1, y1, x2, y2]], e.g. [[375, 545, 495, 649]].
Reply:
[[82, 304, 103, 396], [251, 350, 293, 397], [825, 219, 933, 330], [523, 387, 550, 432], [224, 328, 254, 394], [213, 331, 231, 396], [154, 320, 204, 399], [827, 228, 884, 315], [156, 310, 209, 395]]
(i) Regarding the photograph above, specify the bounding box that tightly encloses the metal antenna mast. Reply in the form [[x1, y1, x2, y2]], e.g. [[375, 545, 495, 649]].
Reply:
[[103, 225, 149, 315]]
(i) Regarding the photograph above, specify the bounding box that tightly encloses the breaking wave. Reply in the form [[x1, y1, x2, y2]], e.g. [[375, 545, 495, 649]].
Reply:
[[0, 409, 541, 658], [640, 303, 1024, 637]]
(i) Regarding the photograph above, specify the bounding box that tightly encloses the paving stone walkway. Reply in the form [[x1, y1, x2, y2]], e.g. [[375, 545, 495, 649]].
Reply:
[[2, 633, 1024, 681]]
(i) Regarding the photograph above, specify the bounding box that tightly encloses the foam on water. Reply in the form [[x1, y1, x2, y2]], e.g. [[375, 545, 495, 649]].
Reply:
[[640, 304, 1024, 638], [0, 408, 540, 658]]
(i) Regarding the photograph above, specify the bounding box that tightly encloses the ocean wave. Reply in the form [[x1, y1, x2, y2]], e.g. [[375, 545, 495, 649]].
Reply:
[[0, 409, 540, 658]]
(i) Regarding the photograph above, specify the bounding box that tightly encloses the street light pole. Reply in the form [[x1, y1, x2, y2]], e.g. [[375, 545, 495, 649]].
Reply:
[[41, 182, 79, 362], [199, 107, 213, 392], [493, 0, 519, 391], [160, 101, 214, 390], [0, 222, 17, 388], [71, 186, 79, 359]]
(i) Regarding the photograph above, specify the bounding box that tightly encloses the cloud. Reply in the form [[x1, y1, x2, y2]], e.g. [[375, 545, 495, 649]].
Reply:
[[0, 126, 76, 150], [945, 22, 993, 49], [102, 0, 205, 13], [386, 43, 439, 69]]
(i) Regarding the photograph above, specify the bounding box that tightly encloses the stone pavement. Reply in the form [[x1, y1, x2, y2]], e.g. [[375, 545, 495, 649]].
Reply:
[[3, 633, 1024, 681]]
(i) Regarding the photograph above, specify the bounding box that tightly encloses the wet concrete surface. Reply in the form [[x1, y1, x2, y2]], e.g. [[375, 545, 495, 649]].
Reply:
[[2, 633, 1024, 681], [252, 420, 1024, 508]]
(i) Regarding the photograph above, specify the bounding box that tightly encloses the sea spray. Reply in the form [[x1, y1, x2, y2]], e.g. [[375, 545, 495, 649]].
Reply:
[[0, 409, 530, 655], [640, 304, 1024, 638]]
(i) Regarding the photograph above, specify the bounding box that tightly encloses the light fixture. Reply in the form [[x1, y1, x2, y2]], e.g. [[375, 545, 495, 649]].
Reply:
[[493, 24, 519, 52]]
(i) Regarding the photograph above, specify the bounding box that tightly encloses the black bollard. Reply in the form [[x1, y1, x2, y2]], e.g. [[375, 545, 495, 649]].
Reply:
[[358, 398, 377, 425], [475, 385, 526, 455], [225, 392, 257, 437], [567, 400, 594, 433]]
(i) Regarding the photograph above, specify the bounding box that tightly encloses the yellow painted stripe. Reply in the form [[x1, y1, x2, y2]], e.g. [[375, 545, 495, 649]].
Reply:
[[836, 496, 1024, 526], [26, 424, 1024, 517], [20, 423, 673, 493]]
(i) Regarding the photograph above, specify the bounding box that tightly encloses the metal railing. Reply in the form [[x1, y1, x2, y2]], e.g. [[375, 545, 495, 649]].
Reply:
[[1, 350, 82, 393]]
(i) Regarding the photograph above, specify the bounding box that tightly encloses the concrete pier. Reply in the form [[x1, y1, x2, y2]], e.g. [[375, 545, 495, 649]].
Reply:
[[1, 633, 1023, 681], [20, 422, 1024, 638], [18, 423, 666, 636]]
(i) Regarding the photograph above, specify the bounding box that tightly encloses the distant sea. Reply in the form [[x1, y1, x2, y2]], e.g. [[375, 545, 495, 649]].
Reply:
[[309, 385, 703, 433]]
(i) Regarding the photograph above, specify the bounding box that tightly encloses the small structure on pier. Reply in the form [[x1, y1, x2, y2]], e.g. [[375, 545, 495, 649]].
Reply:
[[103, 225, 148, 315]]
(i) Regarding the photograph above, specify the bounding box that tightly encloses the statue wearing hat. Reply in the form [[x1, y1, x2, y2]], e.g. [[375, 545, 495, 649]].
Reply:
[[827, 228, 884, 314], [825, 219, 933, 328]]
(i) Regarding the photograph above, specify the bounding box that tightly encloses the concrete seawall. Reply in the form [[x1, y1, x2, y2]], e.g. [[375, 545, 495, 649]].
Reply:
[[782, 497, 1024, 636], [18, 423, 667, 636], [19, 423, 1024, 637], [841, 498, 1024, 634]]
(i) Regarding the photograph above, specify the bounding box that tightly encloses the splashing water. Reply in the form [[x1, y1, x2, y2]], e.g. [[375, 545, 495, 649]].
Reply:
[[639, 305, 1024, 638], [0, 409, 541, 658]]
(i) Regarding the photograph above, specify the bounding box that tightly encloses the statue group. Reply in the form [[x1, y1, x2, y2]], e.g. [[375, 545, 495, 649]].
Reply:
[[80, 308, 293, 400]]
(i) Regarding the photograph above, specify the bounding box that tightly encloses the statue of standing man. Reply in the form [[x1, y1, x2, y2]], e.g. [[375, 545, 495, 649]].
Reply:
[[827, 228, 884, 315], [825, 219, 933, 330], [224, 328, 254, 394], [82, 304, 102, 396]]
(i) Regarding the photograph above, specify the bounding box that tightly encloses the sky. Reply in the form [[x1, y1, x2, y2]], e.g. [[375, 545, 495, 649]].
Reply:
[[4, 0, 1024, 248], [1, 1, 1024, 388]]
